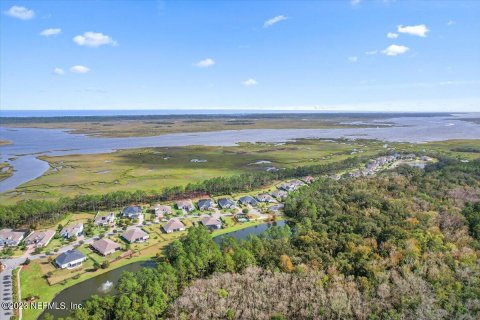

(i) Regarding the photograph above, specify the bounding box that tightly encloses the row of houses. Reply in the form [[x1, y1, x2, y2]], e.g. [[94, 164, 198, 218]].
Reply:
[[347, 153, 422, 178], [1, 175, 313, 249], [54, 216, 223, 269], [0, 229, 56, 248]]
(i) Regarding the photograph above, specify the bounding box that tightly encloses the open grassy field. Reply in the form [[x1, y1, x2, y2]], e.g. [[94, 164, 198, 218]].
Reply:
[[1, 139, 387, 204], [0, 113, 404, 138]]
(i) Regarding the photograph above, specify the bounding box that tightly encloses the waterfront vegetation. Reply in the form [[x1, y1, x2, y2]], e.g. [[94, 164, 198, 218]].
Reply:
[[0, 162, 13, 182]]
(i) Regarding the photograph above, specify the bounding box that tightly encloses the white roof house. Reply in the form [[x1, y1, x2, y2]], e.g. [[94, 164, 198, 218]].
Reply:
[[0, 229, 25, 247], [60, 223, 84, 239], [24, 230, 55, 248]]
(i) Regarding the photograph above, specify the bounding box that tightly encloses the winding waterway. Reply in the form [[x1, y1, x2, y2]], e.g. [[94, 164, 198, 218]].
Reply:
[[1, 114, 479, 192]]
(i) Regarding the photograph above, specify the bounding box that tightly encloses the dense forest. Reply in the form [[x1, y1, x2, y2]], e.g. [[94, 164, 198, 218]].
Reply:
[[50, 158, 480, 320], [0, 155, 366, 228]]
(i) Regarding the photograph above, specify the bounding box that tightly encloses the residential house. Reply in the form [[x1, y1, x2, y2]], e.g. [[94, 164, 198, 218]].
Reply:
[[162, 218, 186, 233], [198, 198, 214, 211], [94, 212, 115, 227], [91, 238, 121, 256], [0, 229, 25, 247], [150, 204, 172, 215], [24, 230, 55, 248], [200, 216, 222, 230], [60, 223, 83, 239], [271, 190, 288, 200], [238, 196, 258, 206], [122, 228, 149, 243], [55, 250, 87, 269], [122, 206, 143, 219], [256, 194, 276, 203], [218, 198, 236, 209], [176, 200, 195, 213]]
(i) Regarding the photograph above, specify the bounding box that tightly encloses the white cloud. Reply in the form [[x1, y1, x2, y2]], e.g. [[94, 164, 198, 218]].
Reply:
[[351, 0, 361, 6], [194, 58, 215, 68], [387, 32, 398, 39], [382, 44, 409, 56], [243, 78, 258, 86], [73, 32, 117, 47], [53, 68, 65, 75], [348, 56, 358, 62], [70, 65, 90, 73], [4, 6, 34, 20], [365, 50, 378, 55], [397, 24, 429, 37], [40, 28, 61, 37], [447, 20, 455, 26], [264, 15, 288, 28]]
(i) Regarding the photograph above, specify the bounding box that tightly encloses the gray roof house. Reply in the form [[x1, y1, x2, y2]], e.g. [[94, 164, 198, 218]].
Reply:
[[122, 228, 149, 243], [94, 212, 115, 226], [238, 196, 258, 206], [91, 238, 121, 256], [176, 200, 195, 213], [256, 194, 276, 203], [218, 198, 236, 209], [55, 250, 87, 269], [24, 230, 55, 248], [60, 223, 83, 239], [198, 199, 214, 211], [122, 206, 143, 219], [271, 190, 288, 200], [200, 216, 222, 230], [0, 229, 25, 247], [162, 218, 185, 234]]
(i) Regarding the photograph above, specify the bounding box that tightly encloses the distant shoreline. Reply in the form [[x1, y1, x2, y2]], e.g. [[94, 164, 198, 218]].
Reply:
[[0, 110, 458, 121]]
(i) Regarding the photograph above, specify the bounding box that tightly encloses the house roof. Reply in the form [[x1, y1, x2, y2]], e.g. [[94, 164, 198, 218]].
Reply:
[[24, 230, 55, 244], [201, 216, 222, 227], [257, 194, 274, 201], [122, 206, 142, 216], [61, 223, 83, 236], [153, 204, 172, 212], [122, 228, 148, 242], [198, 199, 213, 208], [0, 229, 24, 242], [239, 196, 257, 205], [95, 212, 115, 223], [91, 238, 121, 254], [56, 250, 86, 265], [218, 198, 235, 207], [163, 218, 185, 232], [176, 199, 193, 207]]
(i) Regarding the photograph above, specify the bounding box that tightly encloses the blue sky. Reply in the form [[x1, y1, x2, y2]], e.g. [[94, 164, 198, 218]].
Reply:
[[1, 0, 479, 111]]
